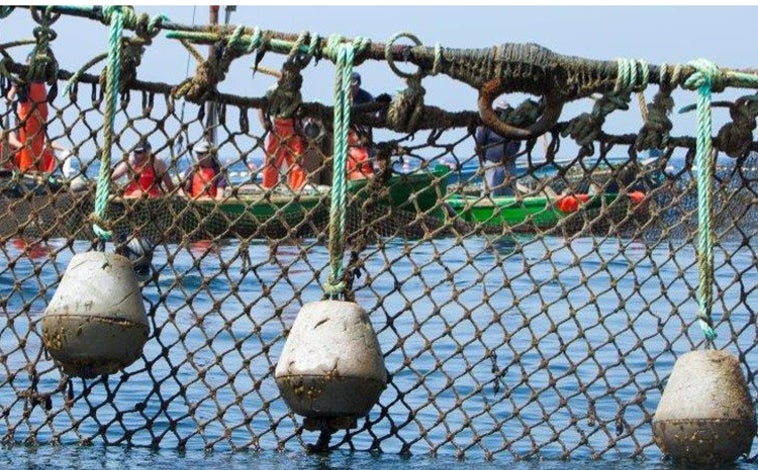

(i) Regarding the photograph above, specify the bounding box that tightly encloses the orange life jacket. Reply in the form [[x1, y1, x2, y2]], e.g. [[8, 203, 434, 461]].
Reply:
[[190, 166, 218, 198], [125, 160, 162, 197]]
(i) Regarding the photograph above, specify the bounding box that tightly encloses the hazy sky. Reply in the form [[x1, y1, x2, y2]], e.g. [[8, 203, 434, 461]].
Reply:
[[2, 5, 757, 160]]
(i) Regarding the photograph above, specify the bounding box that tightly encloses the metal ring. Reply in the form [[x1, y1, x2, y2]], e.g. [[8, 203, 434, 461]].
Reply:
[[477, 80, 564, 140], [385, 32, 424, 79]]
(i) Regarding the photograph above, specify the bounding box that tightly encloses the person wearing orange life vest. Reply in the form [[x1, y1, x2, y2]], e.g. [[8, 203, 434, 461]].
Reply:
[[181, 140, 227, 200], [112, 140, 175, 198]]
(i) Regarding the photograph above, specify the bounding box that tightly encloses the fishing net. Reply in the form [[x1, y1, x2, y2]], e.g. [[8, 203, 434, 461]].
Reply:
[[1, 5, 757, 461]]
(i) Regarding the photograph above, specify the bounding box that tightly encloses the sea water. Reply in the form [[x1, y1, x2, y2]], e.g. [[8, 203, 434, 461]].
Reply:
[[1, 234, 756, 468]]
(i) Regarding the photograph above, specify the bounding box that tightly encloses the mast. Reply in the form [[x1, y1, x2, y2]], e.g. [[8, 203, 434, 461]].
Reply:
[[206, 5, 220, 146]]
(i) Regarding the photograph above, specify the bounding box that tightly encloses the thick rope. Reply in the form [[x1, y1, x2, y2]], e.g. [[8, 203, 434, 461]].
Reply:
[[92, 6, 124, 241], [324, 42, 355, 298], [682, 58, 720, 342], [716, 95, 758, 158]]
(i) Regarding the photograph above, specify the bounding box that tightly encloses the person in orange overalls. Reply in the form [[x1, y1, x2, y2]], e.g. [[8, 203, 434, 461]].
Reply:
[[7, 81, 56, 173], [182, 140, 227, 200], [260, 113, 306, 190], [112, 141, 175, 198], [259, 64, 307, 191]]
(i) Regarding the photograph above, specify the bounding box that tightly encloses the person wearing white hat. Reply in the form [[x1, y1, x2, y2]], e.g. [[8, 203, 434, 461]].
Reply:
[[181, 139, 227, 200], [474, 100, 522, 197]]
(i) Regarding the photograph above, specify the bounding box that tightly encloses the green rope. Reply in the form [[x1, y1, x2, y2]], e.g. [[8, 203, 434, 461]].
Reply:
[[682, 58, 720, 343], [92, 6, 125, 241], [614, 58, 649, 93], [324, 42, 355, 298]]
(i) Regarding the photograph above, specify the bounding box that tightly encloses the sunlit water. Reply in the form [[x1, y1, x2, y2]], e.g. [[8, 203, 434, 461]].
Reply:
[[1, 233, 756, 468]]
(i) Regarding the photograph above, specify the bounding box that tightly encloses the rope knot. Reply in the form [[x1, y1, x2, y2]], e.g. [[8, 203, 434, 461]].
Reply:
[[386, 77, 425, 132], [635, 91, 674, 151], [323, 34, 345, 62], [172, 25, 250, 103], [101, 6, 140, 30], [266, 60, 303, 119], [323, 277, 346, 298], [88, 213, 114, 241], [134, 13, 168, 40], [27, 8, 60, 87], [684, 58, 725, 93], [562, 92, 630, 147], [351, 36, 371, 65], [716, 95, 758, 158]]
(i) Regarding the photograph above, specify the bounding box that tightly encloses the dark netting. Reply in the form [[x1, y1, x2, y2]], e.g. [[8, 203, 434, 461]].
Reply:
[[0, 5, 757, 463]]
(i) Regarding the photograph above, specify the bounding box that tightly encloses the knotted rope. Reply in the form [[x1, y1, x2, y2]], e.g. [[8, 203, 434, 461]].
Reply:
[[716, 95, 758, 158], [91, 6, 126, 242], [172, 25, 256, 103], [635, 64, 676, 151], [681, 58, 721, 342], [63, 9, 166, 98], [26, 7, 60, 100], [563, 58, 650, 148], [265, 60, 303, 120]]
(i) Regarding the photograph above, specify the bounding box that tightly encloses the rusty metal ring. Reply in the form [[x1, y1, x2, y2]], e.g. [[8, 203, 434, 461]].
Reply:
[[477, 85, 564, 140]]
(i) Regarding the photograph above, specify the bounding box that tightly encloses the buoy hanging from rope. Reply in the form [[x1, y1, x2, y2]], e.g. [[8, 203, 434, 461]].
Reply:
[[275, 39, 385, 452], [652, 350, 755, 465], [653, 60, 755, 466], [41, 251, 149, 378], [275, 300, 386, 423], [42, 6, 148, 379]]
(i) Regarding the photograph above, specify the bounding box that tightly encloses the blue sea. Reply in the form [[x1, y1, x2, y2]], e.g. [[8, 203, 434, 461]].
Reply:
[[2, 227, 756, 468]]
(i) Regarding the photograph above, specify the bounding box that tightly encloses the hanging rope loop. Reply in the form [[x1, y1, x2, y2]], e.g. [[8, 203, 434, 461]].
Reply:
[[681, 58, 719, 342], [324, 42, 358, 299], [90, 5, 126, 242]]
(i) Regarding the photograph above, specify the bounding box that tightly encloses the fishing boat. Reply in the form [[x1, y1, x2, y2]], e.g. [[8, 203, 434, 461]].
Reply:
[[0, 159, 451, 241], [184, 164, 452, 239], [445, 191, 647, 234]]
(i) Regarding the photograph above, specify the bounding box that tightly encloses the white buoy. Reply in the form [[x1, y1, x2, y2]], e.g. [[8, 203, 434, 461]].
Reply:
[[653, 350, 756, 465], [41, 251, 149, 378], [275, 300, 386, 422]]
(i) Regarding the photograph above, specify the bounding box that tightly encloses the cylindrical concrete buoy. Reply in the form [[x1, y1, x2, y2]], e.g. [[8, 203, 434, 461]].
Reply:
[[275, 300, 386, 420], [653, 350, 756, 465], [41, 251, 149, 378]]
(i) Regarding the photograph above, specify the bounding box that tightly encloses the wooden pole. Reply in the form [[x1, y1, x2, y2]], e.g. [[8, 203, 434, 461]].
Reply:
[[206, 5, 220, 146]]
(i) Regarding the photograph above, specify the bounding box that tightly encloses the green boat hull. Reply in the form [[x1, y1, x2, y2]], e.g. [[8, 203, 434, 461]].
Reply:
[[0, 165, 451, 242], [445, 193, 644, 233]]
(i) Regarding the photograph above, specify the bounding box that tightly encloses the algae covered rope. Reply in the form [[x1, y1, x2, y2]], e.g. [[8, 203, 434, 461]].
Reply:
[[323, 40, 356, 300], [90, 6, 129, 242], [683, 59, 720, 343]]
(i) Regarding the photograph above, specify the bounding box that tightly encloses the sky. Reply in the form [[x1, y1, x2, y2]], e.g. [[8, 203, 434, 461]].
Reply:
[[2, 4, 758, 165]]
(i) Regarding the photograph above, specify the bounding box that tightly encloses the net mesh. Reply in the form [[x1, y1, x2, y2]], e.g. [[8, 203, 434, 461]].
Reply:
[[1, 6, 757, 461]]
